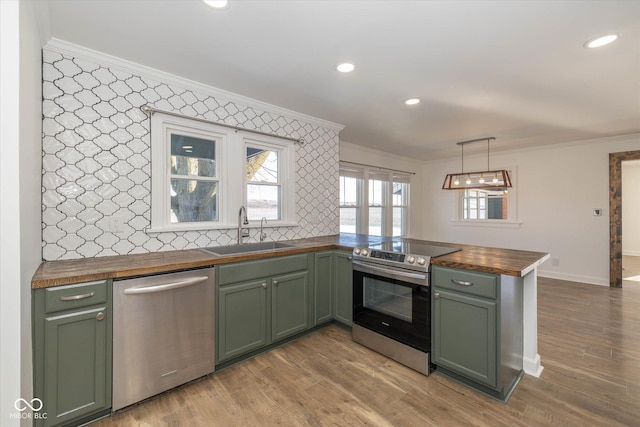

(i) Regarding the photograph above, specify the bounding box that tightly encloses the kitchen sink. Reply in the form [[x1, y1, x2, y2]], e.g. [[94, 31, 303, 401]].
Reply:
[[201, 241, 296, 256]]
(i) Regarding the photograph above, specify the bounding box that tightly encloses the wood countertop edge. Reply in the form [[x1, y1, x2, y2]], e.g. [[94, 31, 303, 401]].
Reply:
[[31, 237, 549, 289]]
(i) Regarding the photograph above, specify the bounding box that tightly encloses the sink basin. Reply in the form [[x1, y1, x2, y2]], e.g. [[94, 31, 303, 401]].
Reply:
[[201, 241, 295, 256]]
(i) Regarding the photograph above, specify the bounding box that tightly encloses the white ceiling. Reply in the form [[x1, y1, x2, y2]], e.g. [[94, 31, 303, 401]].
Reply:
[[37, 0, 640, 159]]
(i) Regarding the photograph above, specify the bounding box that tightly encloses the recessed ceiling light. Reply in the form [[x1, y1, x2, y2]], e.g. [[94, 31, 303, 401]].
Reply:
[[404, 98, 420, 105], [203, 0, 229, 9], [585, 34, 619, 49], [336, 62, 355, 73]]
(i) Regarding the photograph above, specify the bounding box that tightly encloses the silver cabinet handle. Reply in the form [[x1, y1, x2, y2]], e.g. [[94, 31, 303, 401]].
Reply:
[[60, 291, 95, 301], [348, 256, 353, 260], [123, 276, 209, 295], [434, 292, 440, 299], [96, 312, 105, 321], [262, 282, 267, 289], [273, 280, 279, 286], [451, 279, 474, 286]]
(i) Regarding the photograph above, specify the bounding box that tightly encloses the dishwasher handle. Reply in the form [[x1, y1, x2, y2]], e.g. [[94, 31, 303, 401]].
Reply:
[[123, 276, 210, 295]]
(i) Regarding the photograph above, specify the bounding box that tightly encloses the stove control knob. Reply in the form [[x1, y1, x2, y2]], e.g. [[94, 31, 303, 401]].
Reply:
[[354, 248, 361, 255], [407, 256, 416, 264], [361, 249, 369, 256], [417, 257, 426, 266]]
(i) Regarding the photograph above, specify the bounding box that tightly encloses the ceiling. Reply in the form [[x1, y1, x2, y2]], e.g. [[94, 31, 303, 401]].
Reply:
[[37, 0, 640, 160]]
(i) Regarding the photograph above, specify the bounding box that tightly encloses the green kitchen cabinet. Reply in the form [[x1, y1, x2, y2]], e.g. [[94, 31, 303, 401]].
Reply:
[[216, 254, 310, 364], [313, 251, 333, 324], [431, 266, 523, 402], [217, 279, 269, 362], [33, 280, 112, 427], [333, 251, 353, 326], [271, 271, 309, 341]]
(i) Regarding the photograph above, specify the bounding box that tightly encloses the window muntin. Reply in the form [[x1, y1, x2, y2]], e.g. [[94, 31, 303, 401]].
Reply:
[[244, 139, 293, 223], [339, 175, 360, 233], [151, 113, 297, 232], [169, 133, 219, 223], [392, 176, 409, 236], [339, 162, 411, 237]]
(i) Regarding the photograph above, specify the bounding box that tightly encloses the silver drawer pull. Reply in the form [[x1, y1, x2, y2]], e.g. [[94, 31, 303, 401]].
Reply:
[[96, 312, 105, 321], [451, 279, 474, 286], [60, 291, 95, 301]]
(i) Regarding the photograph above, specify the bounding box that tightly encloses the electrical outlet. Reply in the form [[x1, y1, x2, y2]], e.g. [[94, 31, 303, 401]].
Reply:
[[552, 258, 560, 267], [110, 216, 125, 233], [593, 208, 602, 216]]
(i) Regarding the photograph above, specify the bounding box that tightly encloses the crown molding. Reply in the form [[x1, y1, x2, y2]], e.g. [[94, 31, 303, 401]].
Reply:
[[44, 38, 345, 133]]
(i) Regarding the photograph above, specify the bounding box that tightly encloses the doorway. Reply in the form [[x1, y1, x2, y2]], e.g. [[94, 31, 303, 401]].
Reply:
[[609, 150, 640, 288]]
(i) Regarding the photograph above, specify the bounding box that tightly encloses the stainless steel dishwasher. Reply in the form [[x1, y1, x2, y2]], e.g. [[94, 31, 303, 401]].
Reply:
[[112, 267, 215, 411]]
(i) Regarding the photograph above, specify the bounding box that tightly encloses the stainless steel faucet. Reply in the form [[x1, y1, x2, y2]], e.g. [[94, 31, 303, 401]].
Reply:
[[237, 206, 249, 244], [260, 217, 268, 242]]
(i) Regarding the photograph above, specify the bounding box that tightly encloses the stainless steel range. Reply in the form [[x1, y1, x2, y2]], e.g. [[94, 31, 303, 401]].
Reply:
[[351, 241, 460, 375]]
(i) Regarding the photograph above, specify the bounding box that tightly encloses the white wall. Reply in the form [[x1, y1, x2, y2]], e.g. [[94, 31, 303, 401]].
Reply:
[[1, 1, 42, 425], [340, 141, 425, 238], [623, 161, 640, 256], [420, 134, 640, 286]]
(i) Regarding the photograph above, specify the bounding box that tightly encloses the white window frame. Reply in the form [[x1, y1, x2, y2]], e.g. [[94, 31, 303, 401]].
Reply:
[[451, 166, 521, 228], [339, 162, 411, 237], [243, 135, 296, 225], [149, 113, 297, 233]]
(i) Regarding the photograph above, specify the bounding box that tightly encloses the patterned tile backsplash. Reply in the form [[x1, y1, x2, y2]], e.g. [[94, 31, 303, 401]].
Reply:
[[42, 47, 340, 261]]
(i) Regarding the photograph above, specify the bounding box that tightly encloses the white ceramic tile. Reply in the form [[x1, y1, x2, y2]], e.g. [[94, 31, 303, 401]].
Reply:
[[42, 51, 340, 260]]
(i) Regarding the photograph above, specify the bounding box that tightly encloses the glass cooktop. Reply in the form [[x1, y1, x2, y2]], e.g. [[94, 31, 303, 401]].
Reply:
[[368, 241, 461, 258]]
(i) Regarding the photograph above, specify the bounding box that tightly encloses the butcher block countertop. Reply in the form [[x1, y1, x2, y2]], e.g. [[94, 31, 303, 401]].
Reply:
[[32, 234, 549, 289]]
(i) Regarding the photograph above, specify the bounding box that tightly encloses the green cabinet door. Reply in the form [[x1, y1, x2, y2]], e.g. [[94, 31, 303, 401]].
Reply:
[[314, 252, 333, 325], [333, 251, 353, 326], [272, 271, 309, 342], [218, 279, 269, 363], [42, 306, 110, 426], [432, 288, 497, 388]]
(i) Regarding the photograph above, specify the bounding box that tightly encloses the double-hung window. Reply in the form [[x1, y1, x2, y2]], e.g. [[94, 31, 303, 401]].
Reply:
[[150, 113, 296, 232], [339, 165, 364, 234], [339, 162, 411, 236], [151, 114, 226, 230], [245, 139, 292, 221]]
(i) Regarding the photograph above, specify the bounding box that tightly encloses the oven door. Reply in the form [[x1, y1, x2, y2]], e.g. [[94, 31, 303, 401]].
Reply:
[[352, 261, 430, 353]]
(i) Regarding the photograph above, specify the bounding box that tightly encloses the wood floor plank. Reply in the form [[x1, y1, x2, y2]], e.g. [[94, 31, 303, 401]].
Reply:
[[93, 277, 640, 426]]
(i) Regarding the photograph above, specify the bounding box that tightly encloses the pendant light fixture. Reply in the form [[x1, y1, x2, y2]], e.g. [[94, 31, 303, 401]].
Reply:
[[441, 137, 512, 190]]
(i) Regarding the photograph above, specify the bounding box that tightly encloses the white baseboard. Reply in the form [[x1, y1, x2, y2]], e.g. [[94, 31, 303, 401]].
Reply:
[[623, 251, 640, 257], [537, 270, 609, 286]]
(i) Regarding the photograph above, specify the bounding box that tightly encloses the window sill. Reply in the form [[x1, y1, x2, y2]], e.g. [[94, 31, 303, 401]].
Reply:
[[147, 221, 299, 234], [450, 219, 522, 228]]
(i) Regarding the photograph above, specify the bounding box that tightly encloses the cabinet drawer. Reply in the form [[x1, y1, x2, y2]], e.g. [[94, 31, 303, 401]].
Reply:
[[44, 280, 108, 314], [433, 267, 497, 299], [218, 254, 308, 286]]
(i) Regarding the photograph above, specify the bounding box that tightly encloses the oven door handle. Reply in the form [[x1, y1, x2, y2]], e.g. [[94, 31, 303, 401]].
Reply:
[[352, 260, 428, 283]]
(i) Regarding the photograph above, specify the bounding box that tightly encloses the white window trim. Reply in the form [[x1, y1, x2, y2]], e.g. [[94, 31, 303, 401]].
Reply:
[[450, 165, 521, 228], [243, 135, 297, 226], [149, 113, 297, 233], [339, 162, 411, 237]]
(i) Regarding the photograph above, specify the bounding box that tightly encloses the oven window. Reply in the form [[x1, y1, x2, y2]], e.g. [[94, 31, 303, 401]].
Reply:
[[363, 277, 412, 322]]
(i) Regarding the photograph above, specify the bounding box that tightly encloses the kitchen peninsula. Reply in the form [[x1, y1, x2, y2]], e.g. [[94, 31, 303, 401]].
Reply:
[[32, 233, 548, 424]]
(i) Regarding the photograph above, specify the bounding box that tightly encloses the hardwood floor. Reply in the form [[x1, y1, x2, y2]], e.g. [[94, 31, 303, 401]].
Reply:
[[93, 277, 640, 426]]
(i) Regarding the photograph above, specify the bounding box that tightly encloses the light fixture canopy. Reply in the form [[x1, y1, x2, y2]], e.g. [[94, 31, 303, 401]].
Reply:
[[442, 137, 512, 190], [404, 98, 420, 105]]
